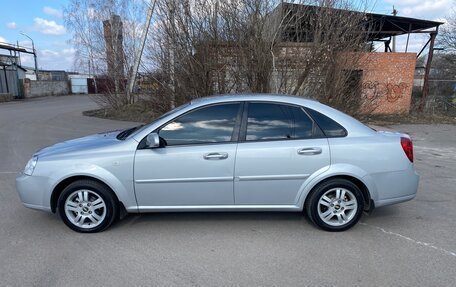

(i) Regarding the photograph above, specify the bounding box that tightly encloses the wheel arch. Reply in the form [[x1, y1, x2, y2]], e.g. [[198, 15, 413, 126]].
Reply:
[[50, 175, 125, 214], [302, 174, 373, 212]]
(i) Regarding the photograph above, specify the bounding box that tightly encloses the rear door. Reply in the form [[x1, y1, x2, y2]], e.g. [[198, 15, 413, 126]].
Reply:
[[234, 102, 330, 205]]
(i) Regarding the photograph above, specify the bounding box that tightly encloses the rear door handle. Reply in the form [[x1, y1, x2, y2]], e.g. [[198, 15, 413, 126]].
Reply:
[[297, 147, 322, 155], [203, 152, 229, 160]]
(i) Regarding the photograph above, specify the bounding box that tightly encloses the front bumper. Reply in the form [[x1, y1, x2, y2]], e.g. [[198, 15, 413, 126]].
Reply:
[[16, 173, 52, 212]]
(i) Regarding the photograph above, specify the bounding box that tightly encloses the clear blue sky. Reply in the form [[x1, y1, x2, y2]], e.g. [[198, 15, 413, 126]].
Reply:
[[0, 0, 452, 71]]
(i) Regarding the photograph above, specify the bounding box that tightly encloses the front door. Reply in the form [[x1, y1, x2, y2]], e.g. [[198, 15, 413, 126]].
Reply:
[[234, 102, 330, 205], [134, 102, 242, 208]]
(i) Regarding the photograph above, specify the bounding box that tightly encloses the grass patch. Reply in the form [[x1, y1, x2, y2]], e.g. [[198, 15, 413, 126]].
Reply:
[[83, 102, 159, 123], [362, 112, 456, 126]]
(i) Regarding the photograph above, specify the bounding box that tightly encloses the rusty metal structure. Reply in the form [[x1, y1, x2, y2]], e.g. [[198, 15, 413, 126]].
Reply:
[[0, 43, 35, 97], [364, 11, 442, 112], [268, 3, 443, 112]]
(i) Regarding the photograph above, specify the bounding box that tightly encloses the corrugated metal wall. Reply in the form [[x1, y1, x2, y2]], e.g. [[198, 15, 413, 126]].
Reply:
[[0, 67, 20, 96]]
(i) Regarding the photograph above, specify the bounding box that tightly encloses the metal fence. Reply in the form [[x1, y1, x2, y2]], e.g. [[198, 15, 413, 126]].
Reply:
[[426, 96, 456, 116]]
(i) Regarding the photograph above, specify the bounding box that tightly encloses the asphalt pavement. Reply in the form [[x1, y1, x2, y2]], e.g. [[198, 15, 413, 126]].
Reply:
[[0, 95, 455, 286]]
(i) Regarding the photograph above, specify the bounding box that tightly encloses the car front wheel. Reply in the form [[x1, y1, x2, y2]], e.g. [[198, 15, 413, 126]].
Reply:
[[305, 178, 364, 231], [58, 180, 118, 233]]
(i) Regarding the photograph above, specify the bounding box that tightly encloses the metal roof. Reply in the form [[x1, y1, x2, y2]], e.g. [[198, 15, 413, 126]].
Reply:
[[364, 12, 443, 41], [273, 3, 443, 42], [0, 43, 34, 54], [0, 62, 27, 71]]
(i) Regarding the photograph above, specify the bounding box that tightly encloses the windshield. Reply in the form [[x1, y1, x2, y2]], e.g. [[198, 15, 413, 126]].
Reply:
[[119, 102, 191, 140], [116, 125, 144, 140]]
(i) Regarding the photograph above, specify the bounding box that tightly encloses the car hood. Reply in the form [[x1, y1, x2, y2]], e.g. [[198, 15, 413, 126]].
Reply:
[[35, 130, 122, 158]]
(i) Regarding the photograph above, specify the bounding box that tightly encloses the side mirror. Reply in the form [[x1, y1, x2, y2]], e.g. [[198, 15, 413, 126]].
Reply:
[[145, 133, 160, 148]]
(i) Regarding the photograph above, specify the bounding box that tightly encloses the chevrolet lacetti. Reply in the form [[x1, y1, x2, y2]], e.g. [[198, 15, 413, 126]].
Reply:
[[16, 94, 419, 233]]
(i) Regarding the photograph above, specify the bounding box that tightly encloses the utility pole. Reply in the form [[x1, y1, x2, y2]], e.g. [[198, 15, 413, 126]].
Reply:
[[16, 41, 21, 66], [87, 7, 97, 94], [168, 0, 176, 109], [419, 31, 438, 112], [20, 32, 38, 80], [392, 6, 397, 52], [127, 0, 156, 97]]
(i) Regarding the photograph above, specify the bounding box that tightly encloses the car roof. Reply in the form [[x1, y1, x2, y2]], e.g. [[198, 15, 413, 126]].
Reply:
[[190, 93, 318, 106]]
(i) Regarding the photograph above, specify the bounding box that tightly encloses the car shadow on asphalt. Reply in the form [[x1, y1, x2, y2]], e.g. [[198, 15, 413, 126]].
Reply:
[[31, 205, 401, 232], [364, 205, 402, 219], [112, 211, 312, 230], [111, 206, 404, 231]]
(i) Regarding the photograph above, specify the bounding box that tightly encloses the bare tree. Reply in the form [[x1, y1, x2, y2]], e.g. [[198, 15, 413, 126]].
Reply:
[[268, 1, 371, 114], [145, 0, 373, 116], [441, 4, 456, 52], [64, 0, 148, 108], [434, 5, 456, 109], [66, 0, 376, 117]]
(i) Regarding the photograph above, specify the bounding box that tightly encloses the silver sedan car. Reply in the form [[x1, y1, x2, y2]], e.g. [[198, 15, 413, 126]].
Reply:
[[16, 94, 419, 232]]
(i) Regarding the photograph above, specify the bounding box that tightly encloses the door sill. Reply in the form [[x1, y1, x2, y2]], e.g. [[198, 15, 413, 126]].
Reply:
[[133, 205, 301, 213]]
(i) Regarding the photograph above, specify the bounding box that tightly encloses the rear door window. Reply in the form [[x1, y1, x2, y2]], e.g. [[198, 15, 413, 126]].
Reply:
[[245, 103, 318, 141]]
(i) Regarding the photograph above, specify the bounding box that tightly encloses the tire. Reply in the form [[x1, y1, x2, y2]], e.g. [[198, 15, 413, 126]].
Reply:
[[305, 178, 364, 232], [57, 180, 118, 233]]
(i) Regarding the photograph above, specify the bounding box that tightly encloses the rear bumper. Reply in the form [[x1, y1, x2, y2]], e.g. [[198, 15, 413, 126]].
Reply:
[[374, 194, 417, 208], [371, 164, 420, 208]]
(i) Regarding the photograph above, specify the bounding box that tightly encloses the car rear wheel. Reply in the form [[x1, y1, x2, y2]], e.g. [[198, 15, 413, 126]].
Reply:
[[305, 178, 364, 231], [58, 180, 118, 233]]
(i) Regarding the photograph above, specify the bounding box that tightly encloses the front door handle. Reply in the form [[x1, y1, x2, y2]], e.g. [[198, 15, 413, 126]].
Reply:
[[203, 152, 229, 160], [297, 147, 322, 155]]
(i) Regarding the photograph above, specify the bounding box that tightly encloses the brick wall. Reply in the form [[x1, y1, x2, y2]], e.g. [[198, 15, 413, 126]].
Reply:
[[22, 79, 69, 98], [203, 43, 417, 114], [273, 47, 417, 114], [357, 52, 416, 114]]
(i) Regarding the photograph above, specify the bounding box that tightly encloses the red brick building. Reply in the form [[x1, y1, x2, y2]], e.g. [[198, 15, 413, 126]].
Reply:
[[357, 52, 417, 114], [204, 4, 441, 114], [268, 3, 442, 114]]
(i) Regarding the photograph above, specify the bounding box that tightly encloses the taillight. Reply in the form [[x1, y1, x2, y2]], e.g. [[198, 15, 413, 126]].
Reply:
[[401, 137, 413, 162]]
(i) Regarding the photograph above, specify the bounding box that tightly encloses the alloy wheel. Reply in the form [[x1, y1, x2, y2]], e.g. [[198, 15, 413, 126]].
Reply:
[[64, 189, 107, 229], [317, 187, 358, 227]]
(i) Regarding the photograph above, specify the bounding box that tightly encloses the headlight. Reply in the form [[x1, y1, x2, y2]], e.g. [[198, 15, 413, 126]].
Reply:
[[24, 155, 38, 176]]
